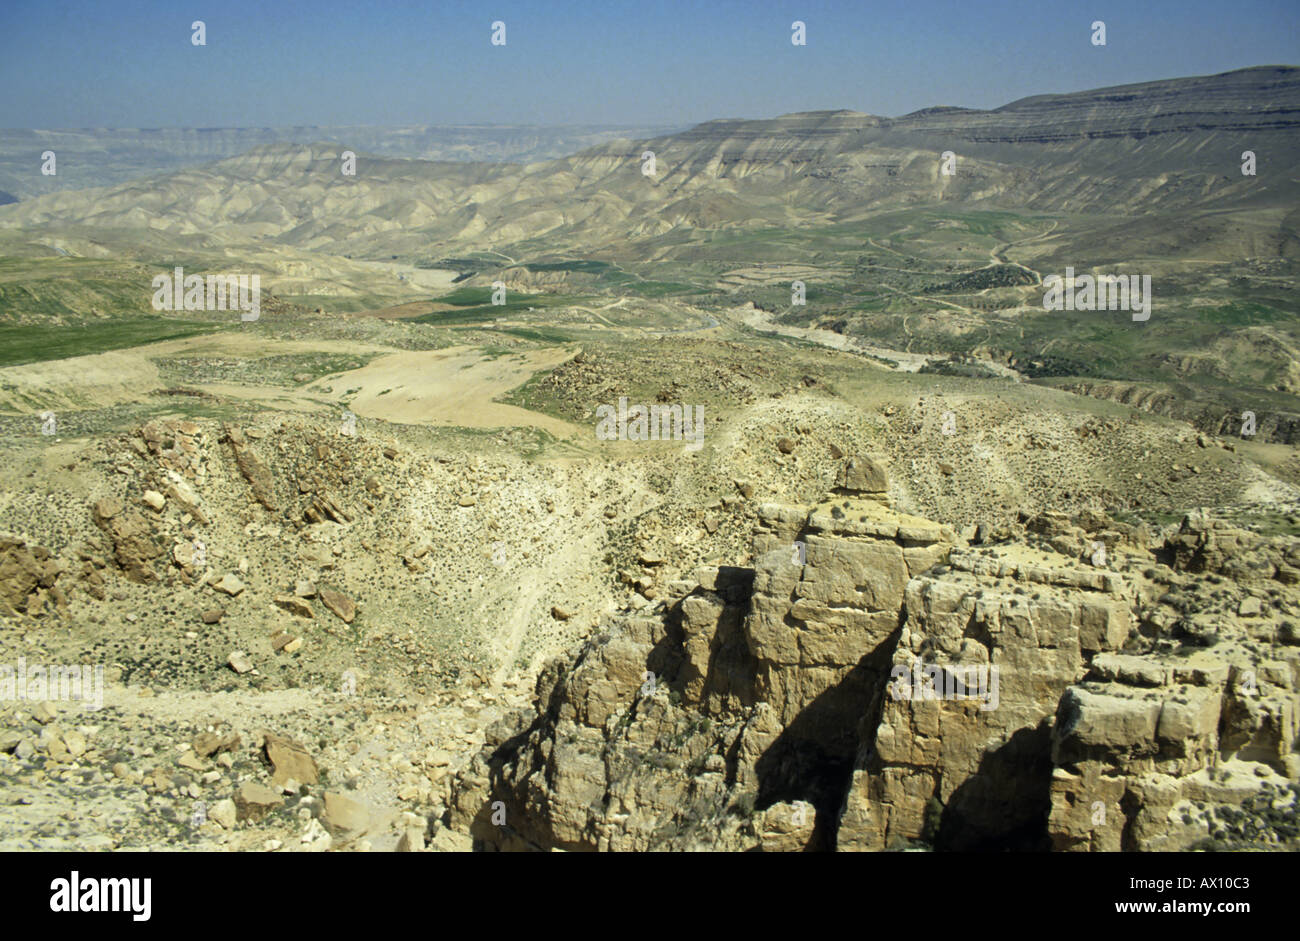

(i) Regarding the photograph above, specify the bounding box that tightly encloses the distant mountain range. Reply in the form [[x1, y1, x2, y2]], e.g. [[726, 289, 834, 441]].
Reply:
[[0, 123, 684, 200], [2, 66, 1295, 265]]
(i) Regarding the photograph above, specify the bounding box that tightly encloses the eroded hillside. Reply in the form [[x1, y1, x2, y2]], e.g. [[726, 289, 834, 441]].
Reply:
[[1, 65, 1297, 855]]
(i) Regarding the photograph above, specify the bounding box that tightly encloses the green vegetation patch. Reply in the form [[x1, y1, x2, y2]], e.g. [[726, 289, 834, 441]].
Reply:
[[0, 317, 225, 368], [626, 280, 701, 297], [413, 289, 587, 325], [1193, 302, 1290, 326], [494, 326, 575, 344]]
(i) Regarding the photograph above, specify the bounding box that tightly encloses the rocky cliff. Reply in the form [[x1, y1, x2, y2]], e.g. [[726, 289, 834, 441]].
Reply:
[[451, 457, 1300, 851]]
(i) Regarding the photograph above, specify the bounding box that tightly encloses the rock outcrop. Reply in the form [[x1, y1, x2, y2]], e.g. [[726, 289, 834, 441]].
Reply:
[[451, 458, 959, 850], [224, 424, 278, 511], [0, 534, 67, 617], [451, 460, 1300, 852], [91, 497, 163, 583], [838, 548, 1131, 851]]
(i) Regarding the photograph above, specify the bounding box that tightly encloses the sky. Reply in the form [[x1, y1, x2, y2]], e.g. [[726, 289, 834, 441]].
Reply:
[[1, 0, 1297, 128]]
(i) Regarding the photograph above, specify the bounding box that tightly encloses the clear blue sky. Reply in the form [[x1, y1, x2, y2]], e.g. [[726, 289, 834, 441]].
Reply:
[[1, 0, 1296, 128]]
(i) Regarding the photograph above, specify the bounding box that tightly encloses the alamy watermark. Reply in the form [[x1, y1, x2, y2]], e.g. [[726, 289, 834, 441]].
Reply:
[[1042, 267, 1150, 322], [595, 396, 704, 452], [152, 266, 260, 321], [0, 658, 104, 710], [889, 659, 1000, 711], [50, 871, 150, 921]]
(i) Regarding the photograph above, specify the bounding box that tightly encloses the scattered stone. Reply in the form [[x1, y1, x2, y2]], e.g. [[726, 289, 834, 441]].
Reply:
[[227, 651, 254, 674], [213, 573, 245, 596], [193, 731, 240, 759], [263, 732, 319, 788], [319, 588, 357, 624], [209, 799, 237, 829], [321, 791, 373, 839], [274, 595, 313, 618], [234, 782, 283, 822], [166, 477, 209, 525], [63, 730, 88, 758], [303, 491, 353, 524], [172, 542, 196, 568]]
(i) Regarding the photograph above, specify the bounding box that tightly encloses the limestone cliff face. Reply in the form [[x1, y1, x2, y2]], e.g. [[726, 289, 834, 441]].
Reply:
[[451, 461, 1300, 851], [1048, 510, 1300, 852], [838, 549, 1132, 851]]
